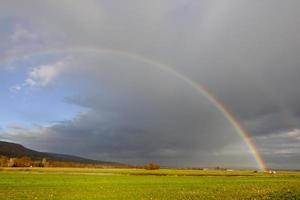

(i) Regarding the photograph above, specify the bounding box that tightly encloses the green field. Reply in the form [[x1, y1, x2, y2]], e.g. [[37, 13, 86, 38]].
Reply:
[[0, 168, 299, 200]]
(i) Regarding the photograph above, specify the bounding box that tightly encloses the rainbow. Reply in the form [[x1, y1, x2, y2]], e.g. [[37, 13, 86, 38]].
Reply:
[[1, 46, 267, 171]]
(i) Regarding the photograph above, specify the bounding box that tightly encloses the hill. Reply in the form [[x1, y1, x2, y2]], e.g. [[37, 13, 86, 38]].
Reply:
[[0, 141, 122, 166]]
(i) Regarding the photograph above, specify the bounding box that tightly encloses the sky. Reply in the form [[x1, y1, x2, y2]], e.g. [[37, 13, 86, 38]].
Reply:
[[0, 0, 299, 169]]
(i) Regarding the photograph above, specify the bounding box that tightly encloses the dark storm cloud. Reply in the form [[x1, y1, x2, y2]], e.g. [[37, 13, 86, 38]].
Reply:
[[22, 56, 244, 166], [1, 0, 300, 168]]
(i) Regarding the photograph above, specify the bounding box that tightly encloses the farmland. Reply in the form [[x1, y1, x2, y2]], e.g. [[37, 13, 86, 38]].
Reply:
[[0, 168, 299, 200]]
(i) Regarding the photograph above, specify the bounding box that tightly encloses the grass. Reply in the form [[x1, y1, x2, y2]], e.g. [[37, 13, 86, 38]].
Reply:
[[0, 168, 299, 199]]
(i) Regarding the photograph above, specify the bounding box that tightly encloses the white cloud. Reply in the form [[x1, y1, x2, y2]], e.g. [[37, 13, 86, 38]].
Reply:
[[9, 85, 22, 92], [287, 129, 300, 140], [26, 61, 66, 87], [2, 124, 48, 140], [9, 61, 67, 92], [24, 78, 36, 87], [10, 26, 37, 42]]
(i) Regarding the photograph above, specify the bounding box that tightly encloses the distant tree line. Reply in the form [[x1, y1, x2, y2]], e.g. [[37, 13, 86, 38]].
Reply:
[[0, 155, 162, 169], [0, 155, 131, 168], [0, 155, 48, 167]]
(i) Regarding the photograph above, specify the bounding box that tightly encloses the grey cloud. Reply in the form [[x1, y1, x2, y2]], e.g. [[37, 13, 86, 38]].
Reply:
[[255, 131, 300, 169], [1, 0, 300, 169]]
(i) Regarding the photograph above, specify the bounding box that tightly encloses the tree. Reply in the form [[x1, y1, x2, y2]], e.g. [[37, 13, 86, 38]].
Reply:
[[14, 156, 33, 167], [144, 162, 160, 170], [41, 158, 48, 167], [0, 156, 8, 167]]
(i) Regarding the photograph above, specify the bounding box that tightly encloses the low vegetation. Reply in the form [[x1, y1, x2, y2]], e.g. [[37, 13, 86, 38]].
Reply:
[[0, 168, 299, 200]]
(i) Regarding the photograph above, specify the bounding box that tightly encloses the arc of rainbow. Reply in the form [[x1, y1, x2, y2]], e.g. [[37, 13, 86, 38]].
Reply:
[[1, 46, 267, 171]]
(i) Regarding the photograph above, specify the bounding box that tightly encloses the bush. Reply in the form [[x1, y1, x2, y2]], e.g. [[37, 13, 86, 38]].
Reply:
[[14, 156, 33, 167], [144, 162, 160, 170]]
